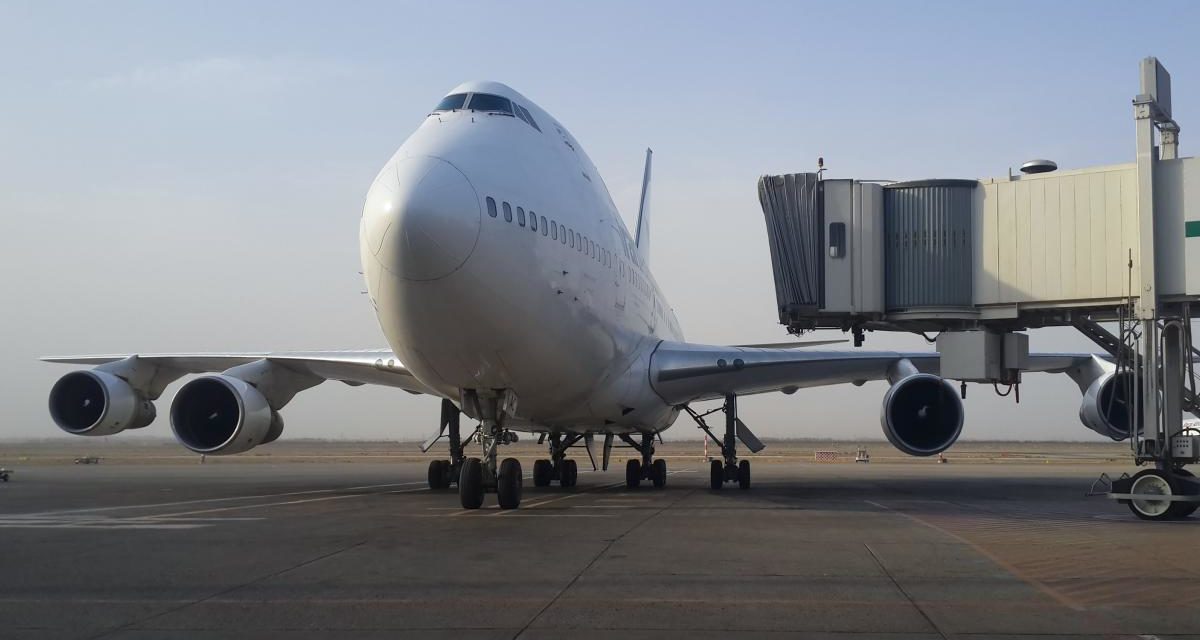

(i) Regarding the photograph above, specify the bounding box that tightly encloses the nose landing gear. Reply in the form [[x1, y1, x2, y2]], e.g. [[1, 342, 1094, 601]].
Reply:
[[455, 390, 524, 510]]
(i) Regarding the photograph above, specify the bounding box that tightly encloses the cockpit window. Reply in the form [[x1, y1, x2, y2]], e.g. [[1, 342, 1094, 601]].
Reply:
[[433, 93, 467, 112], [466, 93, 513, 115], [516, 105, 541, 132]]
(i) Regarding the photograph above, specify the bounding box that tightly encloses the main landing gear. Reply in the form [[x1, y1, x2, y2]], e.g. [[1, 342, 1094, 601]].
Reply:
[[426, 399, 466, 490], [621, 432, 667, 489], [683, 394, 764, 491], [454, 390, 524, 510], [532, 433, 579, 488]]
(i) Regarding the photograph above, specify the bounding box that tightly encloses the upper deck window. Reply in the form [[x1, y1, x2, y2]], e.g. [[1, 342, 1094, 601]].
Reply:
[[433, 93, 468, 112], [467, 93, 514, 115]]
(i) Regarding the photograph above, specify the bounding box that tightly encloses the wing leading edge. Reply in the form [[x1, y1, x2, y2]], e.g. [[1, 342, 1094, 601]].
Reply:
[[647, 339, 1096, 405]]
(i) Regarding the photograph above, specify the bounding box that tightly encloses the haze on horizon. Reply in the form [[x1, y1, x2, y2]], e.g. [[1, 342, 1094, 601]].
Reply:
[[2, 1, 1198, 444]]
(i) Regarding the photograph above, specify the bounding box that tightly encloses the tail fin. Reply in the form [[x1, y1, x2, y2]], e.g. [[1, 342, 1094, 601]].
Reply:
[[634, 148, 652, 264]]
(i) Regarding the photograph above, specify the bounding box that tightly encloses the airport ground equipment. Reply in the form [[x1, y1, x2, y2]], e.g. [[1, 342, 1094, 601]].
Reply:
[[0, 468, 10, 482], [758, 57, 1199, 520], [855, 447, 870, 463]]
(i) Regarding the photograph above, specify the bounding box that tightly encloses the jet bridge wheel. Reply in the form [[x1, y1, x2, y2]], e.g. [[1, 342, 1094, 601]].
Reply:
[[1127, 469, 1181, 521], [497, 458, 523, 509], [1169, 469, 1198, 519], [626, 459, 642, 489], [459, 458, 485, 510]]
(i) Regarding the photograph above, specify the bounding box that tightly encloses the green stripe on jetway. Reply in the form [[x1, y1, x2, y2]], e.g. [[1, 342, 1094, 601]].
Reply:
[[1188, 221, 1200, 238]]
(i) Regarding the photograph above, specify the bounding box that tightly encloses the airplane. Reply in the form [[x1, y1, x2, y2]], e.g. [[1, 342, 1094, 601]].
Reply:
[[44, 81, 1147, 514]]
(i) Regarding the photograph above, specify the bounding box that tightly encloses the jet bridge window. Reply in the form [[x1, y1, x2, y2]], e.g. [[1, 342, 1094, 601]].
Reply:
[[503, 202, 513, 222], [433, 93, 468, 112], [517, 207, 526, 227], [486, 197, 498, 218], [467, 93, 514, 115], [828, 222, 846, 259]]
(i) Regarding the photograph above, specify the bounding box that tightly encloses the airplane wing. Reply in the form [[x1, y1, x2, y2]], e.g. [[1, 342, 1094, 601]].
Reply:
[[42, 350, 434, 396], [648, 340, 1095, 405]]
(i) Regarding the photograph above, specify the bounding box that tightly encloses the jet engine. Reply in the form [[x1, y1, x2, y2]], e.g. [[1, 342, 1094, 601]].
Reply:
[[48, 370, 156, 436], [1078, 370, 1142, 440], [880, 373, 964, 456], [170, 375, 284, 455]]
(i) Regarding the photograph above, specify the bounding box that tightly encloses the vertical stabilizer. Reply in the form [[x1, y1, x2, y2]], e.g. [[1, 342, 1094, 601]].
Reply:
[[634, 148, 653, 263]]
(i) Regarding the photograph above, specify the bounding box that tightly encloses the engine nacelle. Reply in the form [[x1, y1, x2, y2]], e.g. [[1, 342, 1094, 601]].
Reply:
[[170, 375, 284, 455], [49, 370, 156, 436], [880, 373, 964, 456], [1079, 370, 1142, 440]]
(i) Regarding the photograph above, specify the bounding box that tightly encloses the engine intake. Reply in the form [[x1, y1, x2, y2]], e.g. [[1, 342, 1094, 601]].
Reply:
[[1079, 370, 1142, 440], [170, 375, 283, 455], [881, 373, 964, 456], [48, 370, 155, 436]]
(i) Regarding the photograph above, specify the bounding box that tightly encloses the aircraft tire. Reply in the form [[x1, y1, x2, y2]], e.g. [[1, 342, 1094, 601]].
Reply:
[[561, 459, 578, 487], [652, 459, 667, 488], [625, 459, 641, 489], [427, 460, 447, 490], [738, 460, 751, 490], [709, 460, 723, 490], [533, 459, 552, 487], [459, 458, 485, 509], [497, 458, 523, 509]]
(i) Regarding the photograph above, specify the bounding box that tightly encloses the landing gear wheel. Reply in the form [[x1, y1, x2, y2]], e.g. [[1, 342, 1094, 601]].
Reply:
[[561, 459, 578, 487], [710, 459, 723, 491], [737, 460, 751, 490], [459, 457, 485, 510], [497, 458, 523, 509], [1128, 469, 1177, 521], [533, 459, 552, 487], [626, 459, 642, 489], [1168, 468, 1198, 519], [652, 459, 667, 488], [427, 460, 448, 490]]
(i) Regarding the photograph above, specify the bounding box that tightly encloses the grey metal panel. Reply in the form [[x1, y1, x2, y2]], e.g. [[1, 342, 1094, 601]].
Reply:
[[884, 181, 974, 310], [758, 173, 823, 319]]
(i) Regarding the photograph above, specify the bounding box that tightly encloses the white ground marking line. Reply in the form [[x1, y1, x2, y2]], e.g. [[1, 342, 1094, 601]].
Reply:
[[143, 487, 430, 519], [8, 481, 425, 518]]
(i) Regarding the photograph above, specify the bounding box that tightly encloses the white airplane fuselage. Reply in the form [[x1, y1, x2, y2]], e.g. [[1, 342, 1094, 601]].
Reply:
[[361, 81, 681, 435]]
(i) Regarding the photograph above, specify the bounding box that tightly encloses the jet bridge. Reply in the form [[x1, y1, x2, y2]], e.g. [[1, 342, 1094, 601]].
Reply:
[[759, 57, 1200, 520]]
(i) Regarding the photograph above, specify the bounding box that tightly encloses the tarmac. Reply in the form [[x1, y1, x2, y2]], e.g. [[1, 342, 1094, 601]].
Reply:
[[1, 457, 1199, 639]]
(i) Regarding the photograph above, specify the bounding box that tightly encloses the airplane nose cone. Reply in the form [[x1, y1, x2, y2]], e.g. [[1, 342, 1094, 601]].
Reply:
[[363, 156, 481, 281]]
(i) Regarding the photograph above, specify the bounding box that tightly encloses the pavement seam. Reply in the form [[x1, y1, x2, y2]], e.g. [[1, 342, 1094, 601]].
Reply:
[[863, 543, 949, 640], [84, 538, 370, 640], [510, 484, 696, 640]]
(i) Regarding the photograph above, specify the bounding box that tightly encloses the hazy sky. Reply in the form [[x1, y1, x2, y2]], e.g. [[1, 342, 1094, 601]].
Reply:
[[2, 1, 1198, 444]]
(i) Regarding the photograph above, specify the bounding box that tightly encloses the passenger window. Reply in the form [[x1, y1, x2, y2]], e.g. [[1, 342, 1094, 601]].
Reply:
[[551, 221, 558, 240], [529, 211, 537, 231], [517, 207, 526, 227], [486, 197, 497, 218], [569, 230, 575, 248], [561, 229, 567, 244], [433, 93, 468, 112], [503, 202, 513, 222], [467, 93, 514, 115], [540, 216, 548, 236]]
